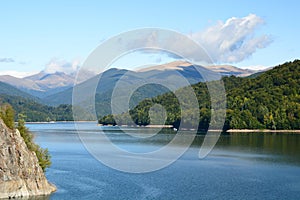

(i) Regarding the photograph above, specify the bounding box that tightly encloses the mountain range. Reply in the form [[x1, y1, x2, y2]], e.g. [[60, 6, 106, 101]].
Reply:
[[0, 61, 264, 120], [0, 61, 261, 102], [0, 72, 74, 98], [99, 60, 300, 130]]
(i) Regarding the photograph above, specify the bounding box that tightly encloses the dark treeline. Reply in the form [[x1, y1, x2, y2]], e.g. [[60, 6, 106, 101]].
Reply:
[[0, 95, 73, 122], [0, 104, 51, 171], [99, 60, 300, 131]]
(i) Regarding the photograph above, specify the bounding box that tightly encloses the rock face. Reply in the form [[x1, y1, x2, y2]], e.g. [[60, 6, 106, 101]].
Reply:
[[0, 119, 56, 199]]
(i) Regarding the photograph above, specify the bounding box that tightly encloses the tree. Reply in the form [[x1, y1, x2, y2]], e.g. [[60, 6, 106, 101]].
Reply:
[[98, 59, 300, 131], [17, 113, 51, 171], [0, 103, 15, 129]]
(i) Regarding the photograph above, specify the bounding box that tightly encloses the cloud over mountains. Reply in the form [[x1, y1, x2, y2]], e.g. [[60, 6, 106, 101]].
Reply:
[[123, 14, 272, 64], [0, 14, 272, 78], [191, 14, 272, 63], [43, 58, 81, 75]]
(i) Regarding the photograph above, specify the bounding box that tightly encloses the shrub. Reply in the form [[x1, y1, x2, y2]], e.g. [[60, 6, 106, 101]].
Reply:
[[17, 113, 51, 172], [0, 103, 15, 130], [0, 103, 51, 172]]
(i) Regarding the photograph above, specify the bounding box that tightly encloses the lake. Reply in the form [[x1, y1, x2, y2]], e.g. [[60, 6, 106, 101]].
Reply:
[[26, 122, 300, 200]]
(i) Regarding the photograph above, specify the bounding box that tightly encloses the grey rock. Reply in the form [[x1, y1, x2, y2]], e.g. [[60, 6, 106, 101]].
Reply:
[[0, 119, 56, 199]]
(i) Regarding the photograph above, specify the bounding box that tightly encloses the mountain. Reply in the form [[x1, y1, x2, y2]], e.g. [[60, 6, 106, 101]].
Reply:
[[0, 78, 73, 121], [42, 62, 218, 114], [99, 59, 300, 130], [27, 71, 74, 87], [0, 94, 73, 121], [0, 61, 264, 120], [0, 81, 73, 121], [0, 71, 76, 98], [27, 71, 76, 97], [0, 61, 259, 101], [0, 81, 39, 101], [139, 61, 260, 77], [204, 64, 260, 77], [0, 75, 41, 92], [44, 61, 253, 105], [42, 61, 263, 117]]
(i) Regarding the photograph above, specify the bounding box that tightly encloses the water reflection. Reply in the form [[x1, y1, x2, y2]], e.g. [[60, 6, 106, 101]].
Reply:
[[14, 195, 51, 200], [26, 123, 300, 200], [218, 133, 300, 157]]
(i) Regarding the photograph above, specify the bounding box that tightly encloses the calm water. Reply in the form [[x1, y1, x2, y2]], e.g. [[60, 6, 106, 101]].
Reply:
[[26, 122, 300, 200]]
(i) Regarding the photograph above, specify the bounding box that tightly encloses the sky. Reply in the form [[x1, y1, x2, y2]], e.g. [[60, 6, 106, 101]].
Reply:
[[0, 0, 299, 77]]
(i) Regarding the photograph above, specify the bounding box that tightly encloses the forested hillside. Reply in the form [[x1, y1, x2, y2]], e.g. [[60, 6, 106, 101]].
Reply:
[[0, 82, 39, 101], [0, 95, 73, 121], [99, 60, 300, 130]]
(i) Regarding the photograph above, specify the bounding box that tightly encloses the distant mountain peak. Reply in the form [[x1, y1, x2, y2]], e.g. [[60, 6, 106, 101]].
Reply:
[[0, 61, 265, 100], [136, 60, 192, 72], [203, 65, 259, 77], [136, 61, 259, 77]]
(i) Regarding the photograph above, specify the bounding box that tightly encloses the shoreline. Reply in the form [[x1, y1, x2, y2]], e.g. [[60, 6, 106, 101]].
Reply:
[[227, 129, 300, 133], [25, 121, 96, 124], [23, 121, 300, 133]]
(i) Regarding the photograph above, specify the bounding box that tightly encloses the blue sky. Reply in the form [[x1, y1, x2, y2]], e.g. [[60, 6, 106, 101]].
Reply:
[[0, 0, 299, 77]]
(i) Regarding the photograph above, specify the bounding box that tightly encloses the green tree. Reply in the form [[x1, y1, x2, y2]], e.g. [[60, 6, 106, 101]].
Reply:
[[99, 59, 300, 131], [0, 103, 15, 129], [17, 113, 51, 171]]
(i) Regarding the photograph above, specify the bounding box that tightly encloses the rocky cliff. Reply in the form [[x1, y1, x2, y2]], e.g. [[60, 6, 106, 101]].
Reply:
[[0, 119, 56, 199]]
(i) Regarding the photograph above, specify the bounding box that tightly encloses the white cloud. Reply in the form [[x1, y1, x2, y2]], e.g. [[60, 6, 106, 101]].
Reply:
[[16, 14, 269, 77], [125, 14, 272, 64], [0, 58, 15, 63], [44, 58, 81, 74], [191, 14, 272, 63], [0, 70, 38, 78], [240, 65, 270, 70]]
